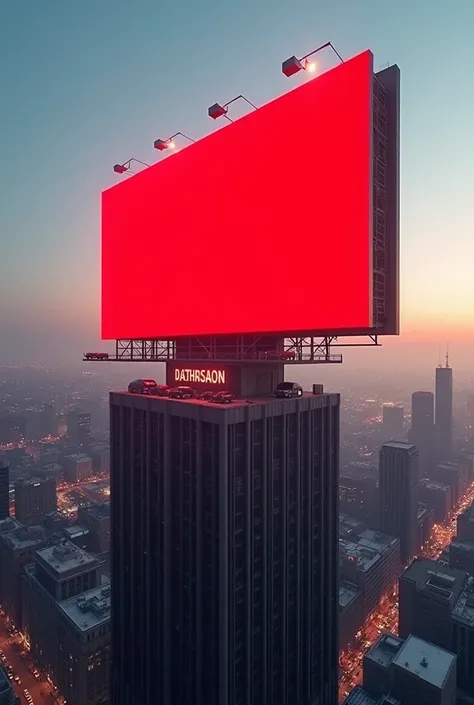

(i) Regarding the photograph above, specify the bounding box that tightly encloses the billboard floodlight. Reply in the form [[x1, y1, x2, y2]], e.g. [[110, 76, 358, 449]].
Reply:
[[153, 132, 195, 152], [207, 94, 258, 123], [113, 158, 149, 175], [282, 41, 343, 78]]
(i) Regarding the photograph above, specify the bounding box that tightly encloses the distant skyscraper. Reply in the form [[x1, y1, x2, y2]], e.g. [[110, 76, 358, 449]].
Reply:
[[409, 391, 434, 473], [382, 404, 404, 441], [41, 402, 56, 437], [14, 477, 57, 525], [379, 442, 419, 564], [67, 410, 92, 445], [110, 390, 340, 705], [435, 358, 453, 460], [0, 463, 9, 521]]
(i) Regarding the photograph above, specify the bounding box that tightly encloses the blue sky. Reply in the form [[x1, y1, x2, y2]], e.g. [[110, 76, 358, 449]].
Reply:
[[1, 0, 473, 365]]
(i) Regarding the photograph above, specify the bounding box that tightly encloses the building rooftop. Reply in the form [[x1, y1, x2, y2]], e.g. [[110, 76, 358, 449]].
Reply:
[[117, 390, 338, 411], [365, 632, 404, 669], [392, 634, 456, 689], [14, 476, 52, 487], [342, 686, 378, 705], [64, 525, 89, 539], [0, 517, 21, 535], [339, 581, 360, 609], [339, 514, 367, 538], [419, 478, 450, 492], [453, 577, 474, 627], [79, 503, 110, 521], [459, 502, 474, 523], [381, 441, 416, 451], [36, 542, 97, 574], [451, 538, 474, 554], [64, 454, 92, 463], [59, 582, 111, 632], [1, 525, 47, 550], [340, 528, 399, 573]]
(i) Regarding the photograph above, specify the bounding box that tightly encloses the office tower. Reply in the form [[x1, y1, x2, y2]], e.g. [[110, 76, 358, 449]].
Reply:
[[0, 525, 49, 626], [449, 538, 474, 575], [416, 503, 433, 550], [339, 515, 400, 621], [22, 542, 110, 705], [111, 389, 340, 705], [418, 478, 452, 523], [363, 632, 456, 705], [435, 360, 453, 460], [41, 402, 56, 437], [78, 503, 111, 552], [339, 581, 363, 651], [339, 470, 378, 525], [382, 404, 404, 441], [14, 476, 57, 525], [457, 501, 474, 540], [63, 453, 93, 482], [398, 558, 466, 651], [90, 444, 110, 474], [399, 558, 474, 695], [67, 410, 92, 445], [379, 442, 419, 564], [409, 391, 434, 473], [0, 462, 9, 520]]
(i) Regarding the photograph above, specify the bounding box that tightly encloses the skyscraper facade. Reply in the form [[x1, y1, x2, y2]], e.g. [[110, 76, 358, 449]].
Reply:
[[435, 363, 453, 460], [0, 462, 10, 521], [409, 391, 434, 474], [110, 389, 340, 705], [379, 442, 419, 564], [382, 404, 404, 442]]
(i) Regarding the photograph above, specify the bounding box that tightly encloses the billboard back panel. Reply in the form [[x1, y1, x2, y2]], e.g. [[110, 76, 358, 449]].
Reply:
[[102, 50, 374, 340]]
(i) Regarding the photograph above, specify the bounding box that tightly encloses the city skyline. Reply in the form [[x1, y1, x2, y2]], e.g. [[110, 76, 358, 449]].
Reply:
[[1, 0, 474, 367]]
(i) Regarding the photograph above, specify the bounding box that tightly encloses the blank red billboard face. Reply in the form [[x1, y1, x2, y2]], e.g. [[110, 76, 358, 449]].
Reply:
[[102, 50, 373, 340]]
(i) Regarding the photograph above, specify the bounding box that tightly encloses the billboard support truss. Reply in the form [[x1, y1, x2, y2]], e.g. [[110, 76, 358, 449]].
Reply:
[[83, 334, 380, 364]]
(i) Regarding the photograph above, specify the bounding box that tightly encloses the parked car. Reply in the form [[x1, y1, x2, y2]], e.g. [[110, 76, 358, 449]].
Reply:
[[168, 386, 196, 400], [198, 391, 215, 401], [274, 382, 303, 399], [84, 352, 109, 360], [127, 379, 158, 394], [149, 384, 171, 397], [211, 391, 235, 404]]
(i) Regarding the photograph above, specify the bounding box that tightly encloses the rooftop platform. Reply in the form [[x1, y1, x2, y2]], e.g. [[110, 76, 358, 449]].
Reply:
[[36, 542, 98, 575], [392, 634, 456, 689], [365, 632, 404, 669], [59, 582, 111, 632]]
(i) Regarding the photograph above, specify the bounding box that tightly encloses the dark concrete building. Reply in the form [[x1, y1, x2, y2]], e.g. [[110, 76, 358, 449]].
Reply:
[[67, 411, 92, 445], [382, 404, 404, 442], [22, 542, 109, 705], [435, 364, 453, 461], [110, 389, 340, 705], [379, 442, 419, 565], [0, 463, 9, 521], [409, 391, 434, 474], [14, 477, 57, 525]]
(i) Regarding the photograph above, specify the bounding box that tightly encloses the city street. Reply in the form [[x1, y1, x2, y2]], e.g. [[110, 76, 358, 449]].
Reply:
[[0, 615, 55, 705], [338, 481, 474, 702]]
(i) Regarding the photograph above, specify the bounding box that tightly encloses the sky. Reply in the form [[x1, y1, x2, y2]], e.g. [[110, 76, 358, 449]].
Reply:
[[0, 0, 473, 368]]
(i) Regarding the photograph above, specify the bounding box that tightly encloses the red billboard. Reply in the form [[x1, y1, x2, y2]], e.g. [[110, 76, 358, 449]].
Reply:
[[102, 50, 374, 340]]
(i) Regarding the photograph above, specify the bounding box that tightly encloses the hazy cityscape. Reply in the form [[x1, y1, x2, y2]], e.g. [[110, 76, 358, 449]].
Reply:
[[2, 1, 474, 705]]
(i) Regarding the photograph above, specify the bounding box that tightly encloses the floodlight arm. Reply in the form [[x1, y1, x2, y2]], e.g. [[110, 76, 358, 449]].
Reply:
[[168, 131, 196, 144], [300, 41, 344, 64], [224, 94, 258, 111], [124, 158, 150, 168]]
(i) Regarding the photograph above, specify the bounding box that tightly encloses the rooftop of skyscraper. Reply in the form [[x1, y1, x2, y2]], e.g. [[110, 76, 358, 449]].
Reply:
[[1, 525, 47, 550], [340, 528, 400, 573], [339, 580, 360, 609], [392, 634, 456, 689], [365, 632, 404, 669], [36, 541, 97, 574], [400, 558, 467, 601], [79, 502, 110, 521], [381, 441, 416, 451], [452, 576, 474, 628], [59, 582, 111, 632]]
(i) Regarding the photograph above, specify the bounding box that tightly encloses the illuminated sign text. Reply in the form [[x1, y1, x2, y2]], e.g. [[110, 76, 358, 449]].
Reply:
[[175, 368, 226, 384]]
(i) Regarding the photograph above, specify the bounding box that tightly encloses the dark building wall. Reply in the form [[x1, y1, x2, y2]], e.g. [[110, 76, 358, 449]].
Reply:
[[110, 391, 340, 705], [435, 366, 453, 460], [0, 464, 9, 521]]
